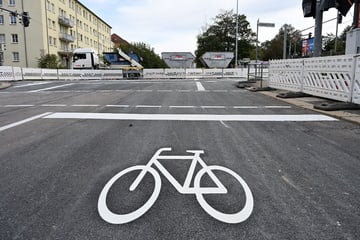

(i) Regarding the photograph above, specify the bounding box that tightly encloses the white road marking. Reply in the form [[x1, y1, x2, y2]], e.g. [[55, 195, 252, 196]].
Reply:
[[0, 112, 53, 132], [44, 112, 338, 122], [156, 90, 173, 92], [106, 105, 130, 108], [135, 90, 153, 92], [28, 83, 74, 92], [41, 104, 67, 107], [176, 90, 192, 92], [196, 82, 206, 91], [0, 104, 295, 109], [169, 106, 198, 109], [71, 104, 100, 107], [4, 104, 34, 107], [14, 82, 50, 88], [212, 90, 228, 93], [220, 120, 231, 129], [233, 106, 291, 109], [201, 106, 226, 109], [136, 105, 162, 108]]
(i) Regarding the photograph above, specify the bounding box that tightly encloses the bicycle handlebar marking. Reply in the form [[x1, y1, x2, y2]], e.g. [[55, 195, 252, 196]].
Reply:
[[98, 147, 254, 224]]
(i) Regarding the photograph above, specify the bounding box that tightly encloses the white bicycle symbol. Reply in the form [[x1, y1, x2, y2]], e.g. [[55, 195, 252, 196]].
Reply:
[[98, 147, 254, 224]]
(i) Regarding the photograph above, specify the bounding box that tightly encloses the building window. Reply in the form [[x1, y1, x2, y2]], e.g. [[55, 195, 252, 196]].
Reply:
[[0, 34, 5, 44], [12, 52, 19, 62], [0, 0, 2, 6], [9, 0, 15, 6], [11, 34, 18, 43], [0, 15, 4, 25], [10, 15, 16, 24]]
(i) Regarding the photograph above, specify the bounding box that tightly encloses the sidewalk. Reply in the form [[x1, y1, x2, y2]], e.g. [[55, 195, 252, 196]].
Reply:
[[259, 90, 360, 125]]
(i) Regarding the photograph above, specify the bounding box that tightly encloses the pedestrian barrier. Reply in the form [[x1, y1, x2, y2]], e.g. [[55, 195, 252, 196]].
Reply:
[[269, 55, 360, 105]]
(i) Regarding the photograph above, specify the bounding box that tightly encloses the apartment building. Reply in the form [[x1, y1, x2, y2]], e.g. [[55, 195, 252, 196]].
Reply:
[[0, 0, 112, 68]]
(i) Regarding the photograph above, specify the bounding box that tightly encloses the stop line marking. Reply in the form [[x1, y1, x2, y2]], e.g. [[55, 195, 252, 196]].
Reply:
[[43, 112, 338, 122]]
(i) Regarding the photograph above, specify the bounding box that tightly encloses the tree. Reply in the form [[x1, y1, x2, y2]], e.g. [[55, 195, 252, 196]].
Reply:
[[260, 24, 302, 60], [195, 10, 256, 67], [323, 25, 351, 56], [38, 54, 64, 69], [117, 42, 167, 68]]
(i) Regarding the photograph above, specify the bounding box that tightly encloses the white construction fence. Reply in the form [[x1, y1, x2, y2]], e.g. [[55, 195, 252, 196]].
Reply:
[[269, 55, 360, 105], [0, 67, 253, 82]]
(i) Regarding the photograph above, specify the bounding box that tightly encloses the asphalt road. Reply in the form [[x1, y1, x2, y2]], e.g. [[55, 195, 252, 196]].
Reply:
[[0, 79, 359, 240]]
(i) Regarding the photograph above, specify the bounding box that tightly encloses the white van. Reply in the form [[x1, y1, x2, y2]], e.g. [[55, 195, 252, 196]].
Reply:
[[72, 48, 99, 69]]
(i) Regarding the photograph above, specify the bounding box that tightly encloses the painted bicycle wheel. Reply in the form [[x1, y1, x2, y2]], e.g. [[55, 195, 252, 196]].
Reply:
[[194, 165, 254, 224], [98, 165, 161, 224]]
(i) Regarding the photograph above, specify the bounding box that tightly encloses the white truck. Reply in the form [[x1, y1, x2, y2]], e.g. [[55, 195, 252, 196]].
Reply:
[[72, 48, 99, 69]]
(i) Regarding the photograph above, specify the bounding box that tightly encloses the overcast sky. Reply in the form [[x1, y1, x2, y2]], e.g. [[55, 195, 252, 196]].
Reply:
[[81, 0, 354, 55]]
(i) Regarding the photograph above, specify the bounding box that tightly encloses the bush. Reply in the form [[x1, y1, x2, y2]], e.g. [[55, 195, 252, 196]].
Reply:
[[38, 54, 65, 69]]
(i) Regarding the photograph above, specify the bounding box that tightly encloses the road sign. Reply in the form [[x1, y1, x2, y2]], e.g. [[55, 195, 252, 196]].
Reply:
[[258, 22, 275, 28]]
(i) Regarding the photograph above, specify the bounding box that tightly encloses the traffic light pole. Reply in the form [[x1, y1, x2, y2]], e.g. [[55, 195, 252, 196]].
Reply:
[[314, 0, 323, 57], [353, 0, 360, 28]]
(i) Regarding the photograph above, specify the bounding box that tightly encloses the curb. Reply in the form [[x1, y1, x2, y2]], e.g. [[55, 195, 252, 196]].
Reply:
[[258, 90, 360, 125]]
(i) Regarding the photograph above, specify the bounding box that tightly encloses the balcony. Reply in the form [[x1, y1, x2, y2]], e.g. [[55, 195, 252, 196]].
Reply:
[[58, 46, 75, 55], [58, 16, 74, 28], [59, 33, 75, 42]]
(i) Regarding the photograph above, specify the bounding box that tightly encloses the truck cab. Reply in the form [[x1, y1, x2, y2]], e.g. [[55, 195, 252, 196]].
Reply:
[[72, 48, 99, 69]]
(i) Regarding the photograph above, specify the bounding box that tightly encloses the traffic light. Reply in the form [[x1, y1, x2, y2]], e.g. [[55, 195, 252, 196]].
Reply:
[[337, 11, 343, 24], [302, 0, 316, 18], [321, 0, 337, 11], [337, 0, 354, 16], [22, 12, 30, 27]]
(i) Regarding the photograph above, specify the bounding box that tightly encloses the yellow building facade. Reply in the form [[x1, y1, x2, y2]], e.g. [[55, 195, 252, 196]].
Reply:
[[0, 0, 112, 68]]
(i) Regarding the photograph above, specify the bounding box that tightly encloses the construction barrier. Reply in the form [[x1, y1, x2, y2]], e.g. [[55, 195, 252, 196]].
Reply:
[[269, 55, 360, 104], [0, 67, 252, 82]]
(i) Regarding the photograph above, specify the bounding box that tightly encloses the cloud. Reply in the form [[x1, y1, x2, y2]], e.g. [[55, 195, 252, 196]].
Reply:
[[81, 0, 354, 55]]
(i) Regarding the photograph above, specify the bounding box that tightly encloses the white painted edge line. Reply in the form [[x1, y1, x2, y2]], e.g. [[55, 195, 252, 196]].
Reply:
[[43, 112, 338, 122], [28, 83, 74, 92], [0, 112, 53, 132], [196, 82, 206, 91]]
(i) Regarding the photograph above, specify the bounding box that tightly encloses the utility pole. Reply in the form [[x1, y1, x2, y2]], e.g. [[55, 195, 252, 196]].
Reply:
[[353, 0, 360, 28], [314, 0, 323, 57]]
